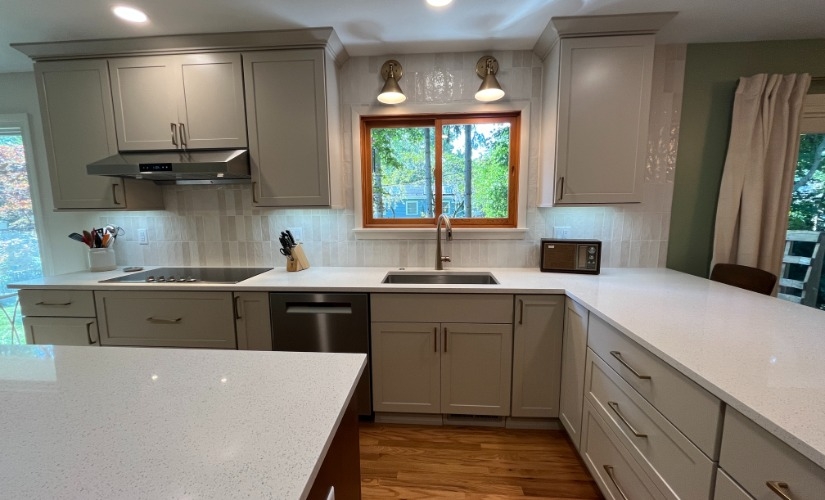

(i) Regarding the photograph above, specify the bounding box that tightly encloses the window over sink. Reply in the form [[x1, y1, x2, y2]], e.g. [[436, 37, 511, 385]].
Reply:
[[360, 112, 520, 229]]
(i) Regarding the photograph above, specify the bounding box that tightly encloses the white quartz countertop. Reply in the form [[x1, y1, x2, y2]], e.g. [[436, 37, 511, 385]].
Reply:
[[10, 266, 825, 469], [0, 345, 366, 499]]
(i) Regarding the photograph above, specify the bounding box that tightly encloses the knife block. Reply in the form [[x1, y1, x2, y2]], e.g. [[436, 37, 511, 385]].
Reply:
[[285, 244, 310, 272]]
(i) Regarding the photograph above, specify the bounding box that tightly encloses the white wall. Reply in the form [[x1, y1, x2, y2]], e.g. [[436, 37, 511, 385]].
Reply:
[[0, 72, 96, 275], [1, 44, 686, 272]]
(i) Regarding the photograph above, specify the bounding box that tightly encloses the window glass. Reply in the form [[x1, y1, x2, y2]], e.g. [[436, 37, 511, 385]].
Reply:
[[441, 121, 511, 219], [0, 124, 42, 345], [369, 126, 435, 220]]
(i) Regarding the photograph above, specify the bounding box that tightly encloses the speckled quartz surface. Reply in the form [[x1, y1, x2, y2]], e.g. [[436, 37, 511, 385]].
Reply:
[[0, 346, 366, 499], [11, 266, 825, 470]]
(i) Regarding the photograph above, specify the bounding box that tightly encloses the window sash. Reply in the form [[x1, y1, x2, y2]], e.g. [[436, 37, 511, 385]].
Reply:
[[361, 112, 520, 228]]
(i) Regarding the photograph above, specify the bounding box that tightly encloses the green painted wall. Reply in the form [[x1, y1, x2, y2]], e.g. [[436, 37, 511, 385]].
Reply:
[[667, 39, 825, 278]]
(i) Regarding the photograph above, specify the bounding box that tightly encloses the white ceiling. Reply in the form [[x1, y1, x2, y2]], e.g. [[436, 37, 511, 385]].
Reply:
[[2, 0, 824, 73]]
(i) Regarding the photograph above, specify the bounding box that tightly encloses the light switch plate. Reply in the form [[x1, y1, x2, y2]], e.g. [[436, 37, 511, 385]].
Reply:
[[553, 226, 571, 239], [138, 228, 148, 245]]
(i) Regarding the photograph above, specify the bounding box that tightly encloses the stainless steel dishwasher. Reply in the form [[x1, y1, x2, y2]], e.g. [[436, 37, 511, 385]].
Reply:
[[270, 293, 371, 416]]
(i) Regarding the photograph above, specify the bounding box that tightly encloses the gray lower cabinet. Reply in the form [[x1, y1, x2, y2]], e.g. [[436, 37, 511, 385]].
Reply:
[[243, 48, 342, 207], [511, 295, 564, 418], [370, 294, 514, 416], [233, 292, 272, 351], [34, 59, 163, 210], [95, 291, 236, 349], [719, 407, 825, 499], [19, 290, 99, 346], [558, 297, 589, 448]]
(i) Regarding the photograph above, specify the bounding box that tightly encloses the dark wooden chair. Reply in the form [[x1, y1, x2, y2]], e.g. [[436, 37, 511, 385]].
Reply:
[[710, 263, 777, 295]]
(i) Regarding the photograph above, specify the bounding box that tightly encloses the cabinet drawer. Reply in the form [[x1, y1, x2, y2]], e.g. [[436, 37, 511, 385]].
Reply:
[[720, 408, 825, 499], [19, 289, 96, 317], [581, 401, 666, 500], [95, 291, 236, 348], [23, 317, 99, 346], [714, 469, 753, 500], [588, 315, 721, 457], [371, 294, 513, 323], [585, 348, 714, 499]]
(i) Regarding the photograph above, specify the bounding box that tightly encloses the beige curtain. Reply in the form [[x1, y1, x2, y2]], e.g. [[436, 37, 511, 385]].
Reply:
[[711, 73, 812, 280]]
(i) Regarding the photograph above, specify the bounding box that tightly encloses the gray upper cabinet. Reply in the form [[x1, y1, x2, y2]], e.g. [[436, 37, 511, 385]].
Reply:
[[539, 35, 654, 206], [109, 53, 247, 151], [34, 59, 163, 210], [243, 49, 341, 207]]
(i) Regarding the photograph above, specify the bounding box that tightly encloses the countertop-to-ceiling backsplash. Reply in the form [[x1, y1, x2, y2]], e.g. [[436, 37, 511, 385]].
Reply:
[[98, 45, 685, 269]]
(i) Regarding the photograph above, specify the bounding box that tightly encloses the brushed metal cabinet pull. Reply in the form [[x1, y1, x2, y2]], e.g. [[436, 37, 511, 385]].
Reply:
[[35, 301, 72, 306], [518, 299, 524, 325], [147, 317, 182, 324], [557, 176, 565, 201], [433, 327, 437, 353], [85, 321, 97, 345], [179, 122, 187, 147], [608, 401, 648, 438], [610, 351, 652, 380], [603, 465, 630, 500], [233, 295, 242, 320], [252, 182, 259, 204], [443, 327, 448, 353], [112, 184, 121, 205], [766, 481, 793, 500], [171, 123, 178, 146]]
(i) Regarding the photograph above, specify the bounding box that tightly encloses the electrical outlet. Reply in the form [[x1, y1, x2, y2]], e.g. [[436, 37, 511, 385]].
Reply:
[[287, 227, 303, 242], [138, 228, 149, 245], [553, 226, 571, 239]]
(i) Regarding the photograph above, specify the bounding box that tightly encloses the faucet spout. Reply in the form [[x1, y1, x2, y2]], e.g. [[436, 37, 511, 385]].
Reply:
[[435, 214, 453, 270]]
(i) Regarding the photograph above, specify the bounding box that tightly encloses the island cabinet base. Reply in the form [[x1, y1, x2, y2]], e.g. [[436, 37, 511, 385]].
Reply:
[[307, 397, 361, 500]]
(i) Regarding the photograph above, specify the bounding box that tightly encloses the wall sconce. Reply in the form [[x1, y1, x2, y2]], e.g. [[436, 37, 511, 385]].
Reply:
[[378, 60, 406, 104], [474, 56, 505, 102]]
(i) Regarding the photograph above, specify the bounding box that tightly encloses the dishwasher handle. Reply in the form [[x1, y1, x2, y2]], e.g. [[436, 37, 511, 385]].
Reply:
[[285, 303, 353, 315]]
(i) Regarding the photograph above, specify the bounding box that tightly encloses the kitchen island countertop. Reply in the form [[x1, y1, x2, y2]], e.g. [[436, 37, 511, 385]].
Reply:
[[11, 266, 825, 470], [0, 345, 366, 499]]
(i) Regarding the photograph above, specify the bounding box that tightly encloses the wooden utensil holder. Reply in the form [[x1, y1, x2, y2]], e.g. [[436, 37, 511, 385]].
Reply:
[[286, 244, 310, 272]]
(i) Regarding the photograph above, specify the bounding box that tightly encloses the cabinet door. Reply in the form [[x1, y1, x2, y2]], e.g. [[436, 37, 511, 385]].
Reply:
[[559, 298, 589, 448], [23, 317, 98, 346], [109, 56, 179, 150], [34, 60, 122, 209], [511, 295, 564, 418], [233, 292, 272, 351], [371, 322, 440, 413], [177, 53, 247, 149], [441, 323, 512, 416], [244, 49, 331, 206], [95, 291, 236, 348], [555, 35, 654, 204]]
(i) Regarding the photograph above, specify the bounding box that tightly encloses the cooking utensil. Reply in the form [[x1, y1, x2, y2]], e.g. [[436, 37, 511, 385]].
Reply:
[[82, 230, 94, 248], [93, 228, 102, 248], [69, 233, 85, 243]]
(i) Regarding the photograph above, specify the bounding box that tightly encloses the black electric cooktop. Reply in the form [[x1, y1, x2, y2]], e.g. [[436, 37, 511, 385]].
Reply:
[[100, 267, 273, 284]]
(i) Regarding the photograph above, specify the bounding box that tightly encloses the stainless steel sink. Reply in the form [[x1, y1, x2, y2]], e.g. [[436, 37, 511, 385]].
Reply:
[[381, 271, 499, 285]]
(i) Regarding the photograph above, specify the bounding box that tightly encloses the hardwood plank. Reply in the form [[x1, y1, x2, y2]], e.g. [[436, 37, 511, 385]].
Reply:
[[360, 423, 603, 499]]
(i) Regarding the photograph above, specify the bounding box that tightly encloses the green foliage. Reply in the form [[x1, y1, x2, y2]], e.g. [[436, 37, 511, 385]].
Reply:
[[789, 134, 825, 230]]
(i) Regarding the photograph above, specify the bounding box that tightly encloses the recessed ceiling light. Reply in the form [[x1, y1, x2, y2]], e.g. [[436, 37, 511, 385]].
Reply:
[[426, 0, 453, 7], [112, 6, 149, 23]]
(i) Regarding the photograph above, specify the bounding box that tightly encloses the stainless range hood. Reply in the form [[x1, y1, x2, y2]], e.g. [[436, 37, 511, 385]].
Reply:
[[86, 149, 250, 184]]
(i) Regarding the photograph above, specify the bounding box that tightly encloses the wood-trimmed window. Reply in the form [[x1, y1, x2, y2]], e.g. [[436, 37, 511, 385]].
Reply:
[[360, 112, 520, 228]]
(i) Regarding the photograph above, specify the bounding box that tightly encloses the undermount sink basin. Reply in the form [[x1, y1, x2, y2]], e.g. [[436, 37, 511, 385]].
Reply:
[[381, 271, 499, 285]]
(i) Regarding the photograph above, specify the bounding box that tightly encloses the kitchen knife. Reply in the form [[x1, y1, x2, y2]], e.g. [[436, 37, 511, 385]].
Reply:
[[285, 230, 296, 247]]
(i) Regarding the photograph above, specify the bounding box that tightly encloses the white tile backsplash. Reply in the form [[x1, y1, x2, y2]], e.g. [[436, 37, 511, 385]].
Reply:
[[97, 45, 685, 269]]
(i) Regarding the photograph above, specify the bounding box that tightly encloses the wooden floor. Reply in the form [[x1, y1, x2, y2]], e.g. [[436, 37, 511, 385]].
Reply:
[[360, 423, 603, 499]]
